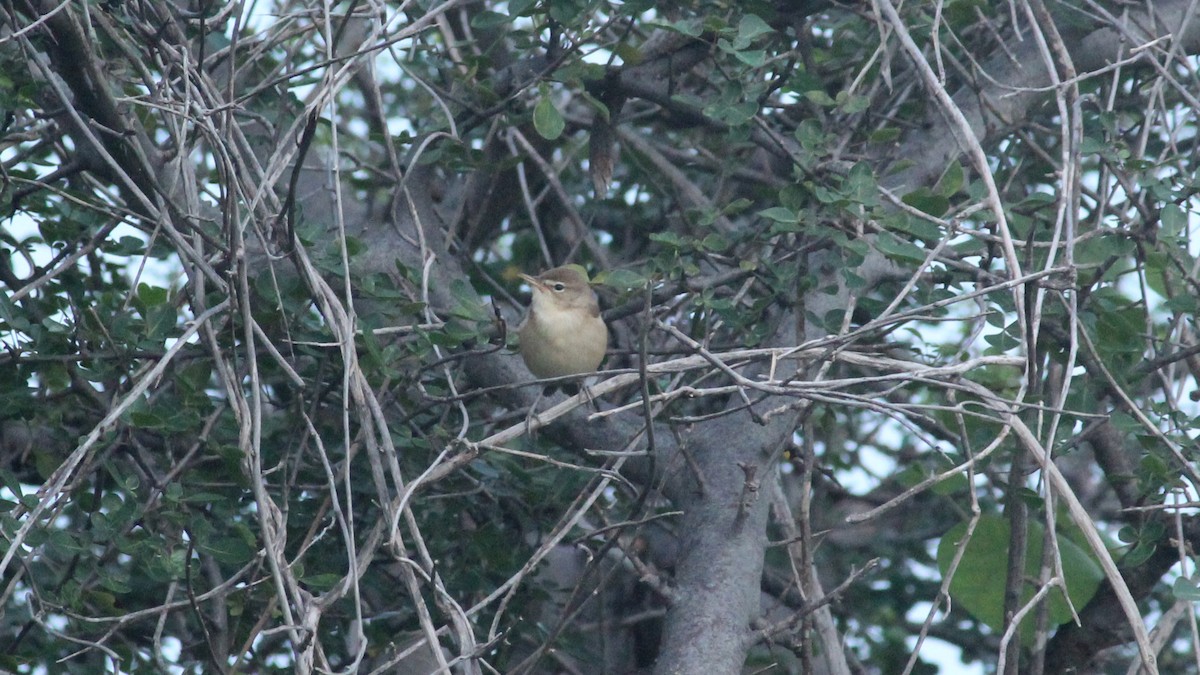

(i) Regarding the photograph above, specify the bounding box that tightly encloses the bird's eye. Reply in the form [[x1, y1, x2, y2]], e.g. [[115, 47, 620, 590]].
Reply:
[[552, 283, 566, 291]]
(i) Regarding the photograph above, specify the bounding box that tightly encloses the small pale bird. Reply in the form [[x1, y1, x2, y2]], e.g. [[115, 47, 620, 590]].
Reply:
[[518, 265, 608, 394]]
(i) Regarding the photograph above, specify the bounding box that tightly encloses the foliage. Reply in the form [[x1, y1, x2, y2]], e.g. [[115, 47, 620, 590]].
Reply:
[[1, 0, 1199, 673]]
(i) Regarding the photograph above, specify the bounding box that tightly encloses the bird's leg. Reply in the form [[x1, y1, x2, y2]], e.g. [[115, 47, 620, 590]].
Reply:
[[525, 386, 547, 437], [569, 378, 599, 411]]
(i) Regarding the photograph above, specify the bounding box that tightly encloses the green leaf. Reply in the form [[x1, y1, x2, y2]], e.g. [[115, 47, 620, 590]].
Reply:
[[1143, 251, 1171, 299], [937, 514, 1103, 646], [99, 568, 132, 593], [731, 49, 766, 67], [722, 198, 753, 215], [1090, 298, 1143, 358], [40, 317, 70, 334], [936, 160, 965, 197], [838, 92, 871, 114], [736, 14, 774, 41], [429, 320, 479, 347], [1123, 539, 1158, 567], [144, 304, 177, 339], [469, 10, 509, 30], [1172, 576, 1200, 602], [887, 212, 943, 241], [111, 236, 146, 255], [533, 95, 565, 140], [704, 99, 757, 125], [869, 127, 901, 143], [1080, 135, 1107, 155], [931, 471, 970, 497], [663, 17, 703, 37], [701, 233, 729, 252], [198, 533, 257, 565], [804, 90, 836, 107], [845, 161, 877, 203], [0, 292, 29, 330], [875, 231, 927, 263], [593, 268, 647, 291], [649, 232, 686, 248], [128, 409, 166, 430], [448, 278, 489, 322], [1161, 203, 1186, 237], [1075, 229, 1133, 266], [794, 119, 828, 149], [507, 0, 537, 15], [303, 573, 343, 592], [901, 187, 950, 217], [758, 207, 799, 224], [84, 589, 118, 613], [137, 283, 169, 307], [1164, 294, 1199, 314]]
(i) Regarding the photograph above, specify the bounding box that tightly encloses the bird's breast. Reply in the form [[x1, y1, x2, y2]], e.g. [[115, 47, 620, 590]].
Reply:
[[519, 308, 607, 378]]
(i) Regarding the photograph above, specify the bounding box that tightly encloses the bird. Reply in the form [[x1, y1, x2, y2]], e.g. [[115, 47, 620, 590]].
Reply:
[[517, 265, 608, 395]]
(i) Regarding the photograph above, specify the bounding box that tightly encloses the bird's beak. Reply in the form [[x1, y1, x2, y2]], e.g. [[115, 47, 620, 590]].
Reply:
[[520, 273, 544, 291]]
